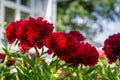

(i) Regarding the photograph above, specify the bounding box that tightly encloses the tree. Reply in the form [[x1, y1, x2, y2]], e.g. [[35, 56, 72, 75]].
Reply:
[[57, 0, 120, 39]]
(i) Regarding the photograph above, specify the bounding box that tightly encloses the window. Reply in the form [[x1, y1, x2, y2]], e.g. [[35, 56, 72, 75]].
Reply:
[[6, 0, 16, 2], [4, 0, 34, 22], [21, 0, 30, 7], [1, 0, 41, 23], [5, 7, 15, 23], [21, 11, 29, 19]]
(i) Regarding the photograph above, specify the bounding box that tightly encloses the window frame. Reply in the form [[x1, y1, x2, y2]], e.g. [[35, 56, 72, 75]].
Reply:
[[0, 0, 38, 22]]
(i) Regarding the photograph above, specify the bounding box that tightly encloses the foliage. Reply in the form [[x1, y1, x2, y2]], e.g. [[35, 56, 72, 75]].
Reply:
[[57, 0, 120, 39], [1, 41, 120, 80], [0, 17, 120, 80]]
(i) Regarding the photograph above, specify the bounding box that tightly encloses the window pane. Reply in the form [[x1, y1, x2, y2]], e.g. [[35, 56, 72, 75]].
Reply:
[[5, 7, 15, 24], [21, 11, 29, 19], [34, 0, 41, 9], [21, 0, 30, 7], [6, 0, 16, 2]]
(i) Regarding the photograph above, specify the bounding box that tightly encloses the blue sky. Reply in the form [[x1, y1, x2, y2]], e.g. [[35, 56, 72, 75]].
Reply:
[[93, 19, 120, 45]]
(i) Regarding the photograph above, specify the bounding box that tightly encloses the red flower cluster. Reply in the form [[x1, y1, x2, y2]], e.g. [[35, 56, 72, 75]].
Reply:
[[66, 43, 99, 66], [6, 17, 53, 51], [103, 33, 120, 63], [6, 16, 99, 66], [45, 31, 99, 66], [0, 53, 15, 66]]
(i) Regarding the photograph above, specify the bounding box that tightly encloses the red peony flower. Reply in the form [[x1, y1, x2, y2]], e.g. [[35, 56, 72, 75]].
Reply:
[[66, 43, 99, 66], [6, 17, 54, 51], [69, 30, 85, 41], [45, 32, 79, 61], [6, 21, 19, 43], [0, 53, 5, 62], [16, 17, 53, 50], [103, 33, 120, 64]]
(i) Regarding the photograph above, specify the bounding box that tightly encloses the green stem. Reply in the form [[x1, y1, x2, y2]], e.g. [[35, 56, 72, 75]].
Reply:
[[117, 60, 120, 79], [115, 59, 120, 79], [50, 72, 53, 80], [42, 47, 44, 54], [8, 44, 12, 51], [3, 55, 8, 64], [80, 65, 83, 80], [34, 47, 39, 57], [0, 71, 4, 80]]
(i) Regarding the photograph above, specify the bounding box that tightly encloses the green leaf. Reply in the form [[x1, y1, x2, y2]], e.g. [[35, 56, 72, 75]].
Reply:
[[85, 66, 98, 74], [4, 72, 16, 80], [2, 48, 9, 55], [22, 56, 34, 68], [50, 59, 59, 68]]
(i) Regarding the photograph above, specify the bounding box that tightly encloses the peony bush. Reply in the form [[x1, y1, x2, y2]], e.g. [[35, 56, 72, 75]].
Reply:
[[0, 17, 120, 80]]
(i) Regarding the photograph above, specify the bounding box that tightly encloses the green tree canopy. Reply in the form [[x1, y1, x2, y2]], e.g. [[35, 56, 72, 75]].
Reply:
[[57, 0, 120, 39]]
